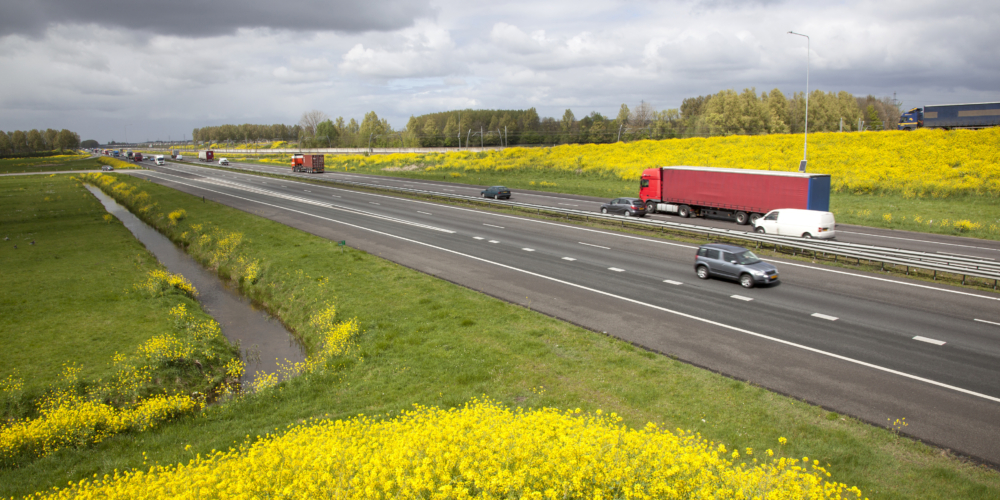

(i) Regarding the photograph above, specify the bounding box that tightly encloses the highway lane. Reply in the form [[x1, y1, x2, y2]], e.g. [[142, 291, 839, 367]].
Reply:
[[170, 155, 1000, 260], [125, 162, 1000, 463]]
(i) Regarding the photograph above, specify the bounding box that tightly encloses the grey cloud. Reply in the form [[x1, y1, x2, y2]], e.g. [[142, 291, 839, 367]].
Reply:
[[0, 0, 435, 38]]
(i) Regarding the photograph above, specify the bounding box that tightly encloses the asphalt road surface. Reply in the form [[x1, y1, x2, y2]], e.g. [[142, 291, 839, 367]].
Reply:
[[171, 155, 1000, 261], [125, 161, 1000, 464]]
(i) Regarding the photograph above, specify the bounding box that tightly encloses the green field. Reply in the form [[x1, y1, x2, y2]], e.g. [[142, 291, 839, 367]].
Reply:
[[0, 174, 235, 438], [2, 172, 994, 498], [0, 154, 104, 174]]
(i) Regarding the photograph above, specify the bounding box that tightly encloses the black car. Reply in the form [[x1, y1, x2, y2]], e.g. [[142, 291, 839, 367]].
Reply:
[[694, 243, 779, 288], [481, 186, 511, 199], [600, 198, 647, 217]]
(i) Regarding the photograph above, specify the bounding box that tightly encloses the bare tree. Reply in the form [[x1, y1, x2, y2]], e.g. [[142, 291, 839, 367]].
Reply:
[[629, 100, 655, 129], [299, 110, 329, 137]]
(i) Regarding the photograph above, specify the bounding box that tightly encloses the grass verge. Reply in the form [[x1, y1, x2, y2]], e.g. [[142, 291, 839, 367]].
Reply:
[[0, 174, 237, 468], [1, 173, 995, 498], [0, 155, 102, 174]]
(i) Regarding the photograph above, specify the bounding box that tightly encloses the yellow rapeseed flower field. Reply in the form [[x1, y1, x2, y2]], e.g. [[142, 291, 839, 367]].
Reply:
[[318, 128, 1000, 198], [28, 399, 864, 499]]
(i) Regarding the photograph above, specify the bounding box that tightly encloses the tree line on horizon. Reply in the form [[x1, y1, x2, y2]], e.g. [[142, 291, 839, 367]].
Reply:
[[0, 128, 82, 155], [189, 88, 902, 149]]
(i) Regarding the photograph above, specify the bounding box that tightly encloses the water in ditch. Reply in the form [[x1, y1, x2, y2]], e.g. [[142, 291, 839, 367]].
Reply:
[[86, 185, 306, 386]]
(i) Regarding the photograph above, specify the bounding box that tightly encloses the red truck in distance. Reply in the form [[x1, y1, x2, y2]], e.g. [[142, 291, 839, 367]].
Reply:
[[198, 150, 214, 162], [639, 166, 831, 225], [291, 154, 325, 173]]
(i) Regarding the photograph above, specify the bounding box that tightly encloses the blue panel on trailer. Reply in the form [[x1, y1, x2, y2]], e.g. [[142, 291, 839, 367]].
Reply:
[[807, 176, 831, 211], [924, 102, 1000, 128]]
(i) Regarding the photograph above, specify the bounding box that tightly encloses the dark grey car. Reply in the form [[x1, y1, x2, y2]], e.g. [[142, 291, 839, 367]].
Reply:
[[600, 197, 647, 217], [694, 243, 779, 288], [481, 186, 511, 199]]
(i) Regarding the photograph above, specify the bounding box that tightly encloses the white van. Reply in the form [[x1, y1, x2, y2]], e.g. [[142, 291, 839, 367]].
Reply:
[[754, 209, 836, 239], [176, 155, 184, 161]]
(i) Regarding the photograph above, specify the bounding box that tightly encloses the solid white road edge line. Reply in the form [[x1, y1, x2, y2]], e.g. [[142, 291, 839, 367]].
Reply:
[[838, 230, 1000, 252], [913, 336, 946, 346], [127, 174, 1000, 404], [778, 260, 1000, 302]]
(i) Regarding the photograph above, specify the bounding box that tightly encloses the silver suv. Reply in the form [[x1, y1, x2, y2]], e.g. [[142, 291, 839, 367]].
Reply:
[[694, 243, 779, 288]]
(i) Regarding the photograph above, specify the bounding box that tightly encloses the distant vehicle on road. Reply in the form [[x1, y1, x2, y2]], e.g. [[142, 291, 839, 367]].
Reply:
[[753, 209, 836, 239], [600, 198, 646, 217], [695, 243, 779, 289], [101, 165, 114, 172], [291, 154, 324, 173], [198, 150, 214, 162], [176, 155, 184, 161], [218, 158, 229, 166], [898, 102, 1000, 130], [133, 153, 143, 162], [155, 155, 165, 166], [481, 186, 511, 199]]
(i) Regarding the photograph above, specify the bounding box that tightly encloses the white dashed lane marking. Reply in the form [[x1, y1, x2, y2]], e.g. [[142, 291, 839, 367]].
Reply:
[[812, 313, 839, 321], [562, 257, 577, 261], [975, 319, 1000, 327], [609, 267, 625, 272], [483, 223, 505, 229], [473, 237, 485, 240], [663, 280, 683, 285], [579, 242, 610, 250], [731, 295, 753, 301], [913, 336, 946, 346]]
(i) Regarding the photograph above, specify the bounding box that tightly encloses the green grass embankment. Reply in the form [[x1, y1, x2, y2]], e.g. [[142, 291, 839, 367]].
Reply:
[[0, 155, 101, 174], [0, 173, 990, 498], [0, 175, 237, 475]]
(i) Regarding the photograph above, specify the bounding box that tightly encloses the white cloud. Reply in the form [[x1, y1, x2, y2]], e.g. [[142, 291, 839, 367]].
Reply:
[[0, 0, 998, 141]]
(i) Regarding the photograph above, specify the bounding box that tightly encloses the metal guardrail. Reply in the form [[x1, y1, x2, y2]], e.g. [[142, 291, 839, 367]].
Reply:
[[205, 164, 1000, 286]]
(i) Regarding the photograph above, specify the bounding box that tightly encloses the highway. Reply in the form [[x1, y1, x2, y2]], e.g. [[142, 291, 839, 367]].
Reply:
[[173, 156, 1000, 261], [125, 160, 1000, 464]]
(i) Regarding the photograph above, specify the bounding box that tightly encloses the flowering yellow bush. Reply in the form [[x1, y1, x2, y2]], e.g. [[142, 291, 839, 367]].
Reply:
[[133, 269, 198, 298], [0, 392, 195, 466], [167, 209, 187, 224], [324, 128, 1000, 197], [28, 399, 863, 499], [96, 156, 143, 170]]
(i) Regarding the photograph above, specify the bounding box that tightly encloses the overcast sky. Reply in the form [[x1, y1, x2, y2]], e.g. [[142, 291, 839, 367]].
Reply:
[[1, 0, 997, 143]]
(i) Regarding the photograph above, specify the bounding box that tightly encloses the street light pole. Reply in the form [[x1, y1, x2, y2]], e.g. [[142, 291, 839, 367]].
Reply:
[[787, 30, 809, 172]]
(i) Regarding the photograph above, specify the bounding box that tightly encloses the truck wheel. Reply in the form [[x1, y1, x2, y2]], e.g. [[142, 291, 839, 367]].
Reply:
[[802, 233, 813, 239], [645, 201, 657, 213], [749, 213, 763, 225], [740, 273, 755, 289], [678, 205, 691, 218], [735, 211, 749, 225], [755, 227, 766, 234], [601, 207, 609, 214], [696, 265, 710, 280]]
